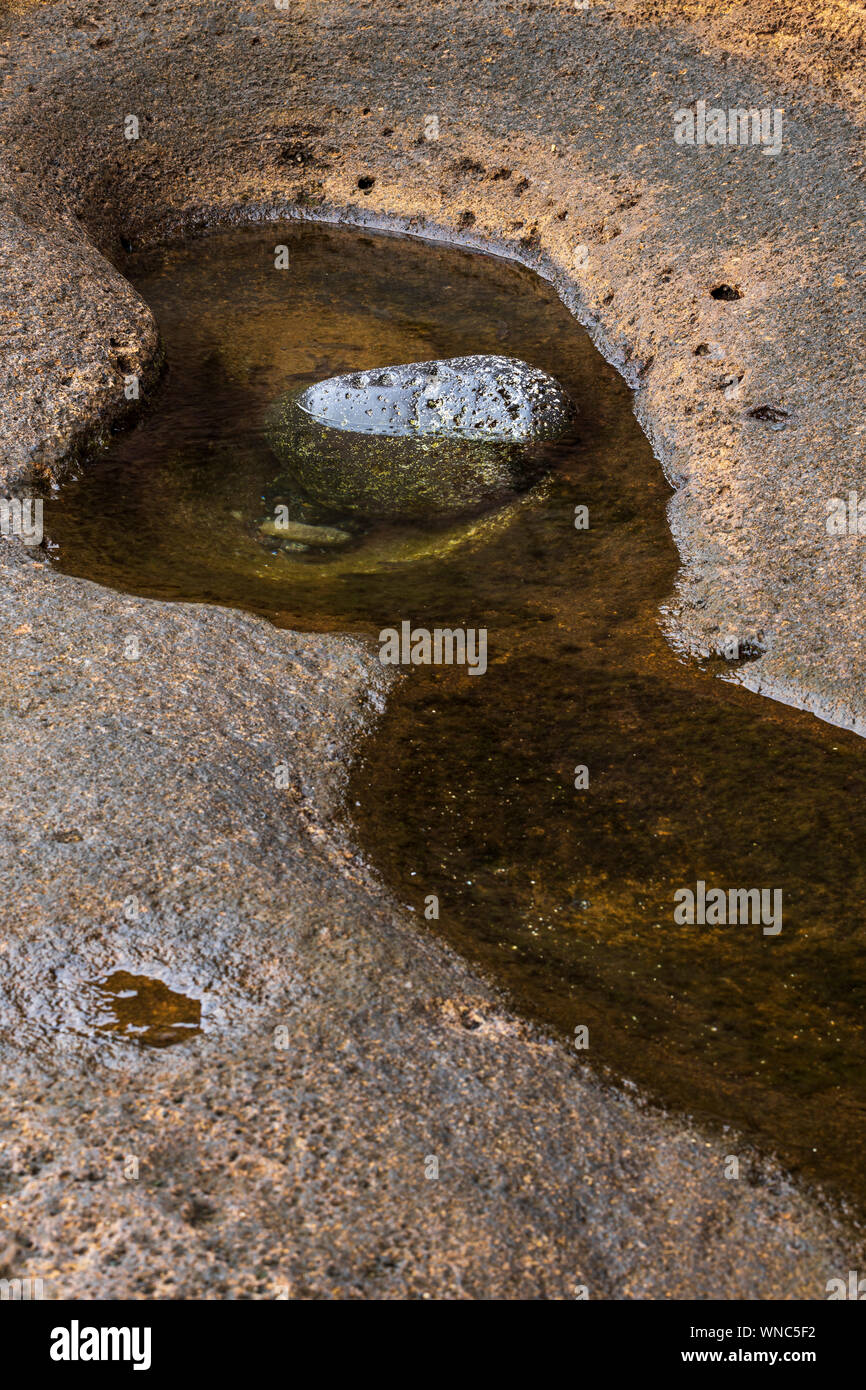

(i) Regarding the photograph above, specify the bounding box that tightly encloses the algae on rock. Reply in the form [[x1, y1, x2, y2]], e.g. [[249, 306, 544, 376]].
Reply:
[[266, 355, 575, 520]]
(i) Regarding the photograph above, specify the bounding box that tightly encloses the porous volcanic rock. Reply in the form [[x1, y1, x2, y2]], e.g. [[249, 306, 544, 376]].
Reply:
[[0, 0, 863, 1300], [267, 356, 573, 519]]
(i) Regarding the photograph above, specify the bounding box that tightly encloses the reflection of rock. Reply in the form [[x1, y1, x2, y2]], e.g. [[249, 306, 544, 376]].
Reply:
[[267, 355, 574, 519], [269, 476, 554, 579], [259, 517, 351, 546]]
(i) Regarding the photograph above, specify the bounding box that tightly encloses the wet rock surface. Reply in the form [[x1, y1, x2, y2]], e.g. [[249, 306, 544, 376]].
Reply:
[[267, 355, 573, 518], [0, 544, 856, 1300], [0, 0, 864, 1298], [296, 356, 575, 440], [268, 401, 542, 521]]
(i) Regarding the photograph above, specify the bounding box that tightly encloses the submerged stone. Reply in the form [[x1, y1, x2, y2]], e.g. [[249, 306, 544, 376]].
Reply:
[[258, 517, 351, 546], [266, 355, 575, 519], [296, 355, 575, 440]]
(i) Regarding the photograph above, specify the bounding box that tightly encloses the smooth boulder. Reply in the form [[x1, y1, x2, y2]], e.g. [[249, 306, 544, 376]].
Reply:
[[266, 355, 575, 520]]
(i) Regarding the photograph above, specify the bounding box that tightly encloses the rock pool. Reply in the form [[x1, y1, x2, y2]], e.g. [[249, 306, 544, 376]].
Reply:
[[43, 221, 866, 1210]]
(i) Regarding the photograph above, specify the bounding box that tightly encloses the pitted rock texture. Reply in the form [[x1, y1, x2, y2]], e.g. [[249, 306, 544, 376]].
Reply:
[[270, 356, 574, 518], [0, 0, 864, 1299], [0, 0, 862, 731], [296, 356, 575, 440]]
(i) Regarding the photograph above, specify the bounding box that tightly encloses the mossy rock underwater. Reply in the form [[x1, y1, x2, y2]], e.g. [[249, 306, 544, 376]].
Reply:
[[265, 355, 576, 520]]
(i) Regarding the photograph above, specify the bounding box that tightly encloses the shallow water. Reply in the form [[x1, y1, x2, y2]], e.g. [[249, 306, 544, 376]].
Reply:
[[87, 971, 202, 1048], [45, 223, 866, 1208]]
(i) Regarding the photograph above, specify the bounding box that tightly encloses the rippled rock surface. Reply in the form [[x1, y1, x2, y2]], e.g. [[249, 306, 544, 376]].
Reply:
[[267, 355, 575, 519]]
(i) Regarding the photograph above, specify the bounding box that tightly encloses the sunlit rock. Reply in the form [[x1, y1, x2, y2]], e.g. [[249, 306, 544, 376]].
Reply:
[[267, 355, 574, 519]]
